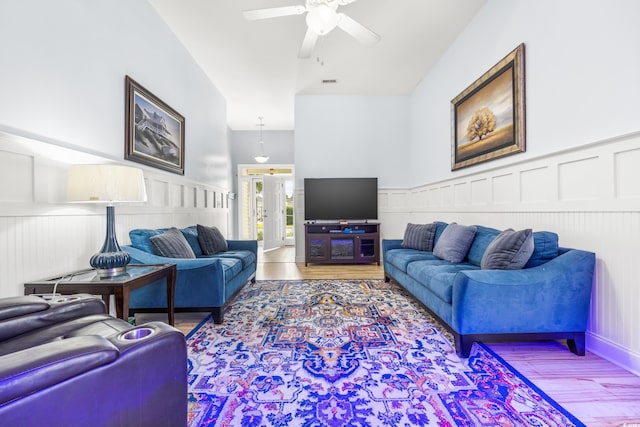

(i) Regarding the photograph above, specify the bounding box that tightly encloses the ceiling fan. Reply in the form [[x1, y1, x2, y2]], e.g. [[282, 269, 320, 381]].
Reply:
[[243, 0, 381, 59]]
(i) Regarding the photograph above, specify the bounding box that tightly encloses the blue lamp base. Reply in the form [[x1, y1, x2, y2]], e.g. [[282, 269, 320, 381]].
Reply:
[[90, 205, 131, 278]]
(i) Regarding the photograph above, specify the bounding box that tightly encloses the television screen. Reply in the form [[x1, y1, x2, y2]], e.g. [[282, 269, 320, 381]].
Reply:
[[304, 178, 378, 221]]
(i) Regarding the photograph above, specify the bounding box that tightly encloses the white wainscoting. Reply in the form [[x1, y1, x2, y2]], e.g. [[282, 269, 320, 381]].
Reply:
[[0, 131, 230, 298], [376, 131, 640, 375]]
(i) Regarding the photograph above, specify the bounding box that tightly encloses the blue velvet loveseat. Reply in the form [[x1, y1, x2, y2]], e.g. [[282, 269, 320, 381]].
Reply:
[[383, 221, 595, 357], [123, 226, 257, 323]]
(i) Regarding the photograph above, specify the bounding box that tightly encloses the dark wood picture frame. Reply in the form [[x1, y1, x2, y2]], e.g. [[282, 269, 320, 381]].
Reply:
[[125, 76, 185, 175], [451, 43, 525, 170]]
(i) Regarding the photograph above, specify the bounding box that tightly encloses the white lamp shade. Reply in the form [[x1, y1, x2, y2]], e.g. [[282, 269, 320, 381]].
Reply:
[[67, 164, 147, 203]]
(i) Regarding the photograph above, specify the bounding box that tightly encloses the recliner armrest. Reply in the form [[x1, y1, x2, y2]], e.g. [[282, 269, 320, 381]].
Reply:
[[0, 336, 118, 405], [0, 295, 106, 342], [0, 296, 49, 321]]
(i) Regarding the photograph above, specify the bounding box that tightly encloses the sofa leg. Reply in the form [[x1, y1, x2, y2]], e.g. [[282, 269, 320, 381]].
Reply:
[[384, 275, 390, 283], [211, 307, 224, 324], [454, 334, 474, 358], [251, 277, 256, 283], [567, 333, 586, 356]]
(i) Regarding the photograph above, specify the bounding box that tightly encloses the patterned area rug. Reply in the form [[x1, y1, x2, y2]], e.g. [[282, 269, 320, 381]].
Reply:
[[186, 279, 584, 426]]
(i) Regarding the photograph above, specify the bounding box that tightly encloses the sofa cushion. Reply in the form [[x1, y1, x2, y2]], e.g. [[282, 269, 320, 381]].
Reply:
[[197, 224, 228, 255], [149, 228, 196, 259], [429, 273, 457, 304], [129, 228, 167, 253], [466, 225, 501, 266], [525, 231, 560, 268], [433, 223, 477, 263], [219, 257, 242, 279], [209, 251, 257, 269], [481, 228, 534, 270], [433, 221, 450, 244], [401, 223, 437, 251], [180, 226, 204, 256], [384, 249, 440, 273], [406, 261, 479, 303]]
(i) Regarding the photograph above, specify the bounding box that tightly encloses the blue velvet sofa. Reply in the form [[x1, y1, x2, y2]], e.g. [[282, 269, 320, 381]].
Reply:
[[0, 294, 186, 427], [123, 226, 257, 323], [383, 222, 596, 357]]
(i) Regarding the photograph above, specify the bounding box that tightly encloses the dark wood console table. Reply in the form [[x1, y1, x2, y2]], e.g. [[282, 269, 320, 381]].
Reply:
[[24, 264, 176, 326], [304, 222, 380, 266]]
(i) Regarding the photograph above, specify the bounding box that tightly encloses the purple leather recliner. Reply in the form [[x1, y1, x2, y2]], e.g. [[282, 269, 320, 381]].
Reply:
[[0, 294, 187, 427]]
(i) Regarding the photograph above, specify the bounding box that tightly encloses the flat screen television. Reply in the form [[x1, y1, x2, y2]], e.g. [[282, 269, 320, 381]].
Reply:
[[304, 177, 378, 221]]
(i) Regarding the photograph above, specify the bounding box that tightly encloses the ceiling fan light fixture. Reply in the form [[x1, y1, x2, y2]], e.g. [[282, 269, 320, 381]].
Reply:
[[244, 0, 379, 60], [306, 4, 338, 35]]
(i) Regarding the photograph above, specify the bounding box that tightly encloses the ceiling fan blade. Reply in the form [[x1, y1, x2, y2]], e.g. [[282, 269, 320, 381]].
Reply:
[[298, 28, 319, 59], [336, 13, 380, 44], [243, 5, 306, 21]]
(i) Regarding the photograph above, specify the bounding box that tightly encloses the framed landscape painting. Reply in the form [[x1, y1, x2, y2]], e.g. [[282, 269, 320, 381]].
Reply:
[[125, 76, 185, 175], [451, 43, 525, 170]]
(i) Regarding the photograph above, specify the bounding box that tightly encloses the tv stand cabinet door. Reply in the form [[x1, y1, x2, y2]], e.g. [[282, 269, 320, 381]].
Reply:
[[355, 233, 380, 265], [305, 234, 330, 265]]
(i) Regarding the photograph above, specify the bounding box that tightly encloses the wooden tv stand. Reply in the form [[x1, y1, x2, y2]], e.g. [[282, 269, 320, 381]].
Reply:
[[304, 222, 380, 266]]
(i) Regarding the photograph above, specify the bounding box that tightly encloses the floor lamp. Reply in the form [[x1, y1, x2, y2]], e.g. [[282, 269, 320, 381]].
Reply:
[[67, 164, 147, 278]]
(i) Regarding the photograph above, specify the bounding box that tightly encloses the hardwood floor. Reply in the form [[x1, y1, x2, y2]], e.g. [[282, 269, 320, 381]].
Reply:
[[142, 246, 640, 426]]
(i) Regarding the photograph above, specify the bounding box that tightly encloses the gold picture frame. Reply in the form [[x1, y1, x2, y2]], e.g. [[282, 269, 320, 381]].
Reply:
[[125, 76, 185, 175], [451, 43, 525, 170]]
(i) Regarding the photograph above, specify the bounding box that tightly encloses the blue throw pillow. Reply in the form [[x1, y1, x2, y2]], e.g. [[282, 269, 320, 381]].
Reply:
[[432, 223, 477, 263], [180, 226, 204, 256], [481, 228, 534, 270], [401, 223, 437, 251], [149, 227, 196, 258]]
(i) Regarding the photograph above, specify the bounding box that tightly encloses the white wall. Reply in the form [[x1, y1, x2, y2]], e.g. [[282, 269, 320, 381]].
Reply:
[[0, 0, 230, 188], [294, 95, 411, 189], [0, 0, 232, 298], [410, 0, 640, 185], [230, 130, 295, 166]]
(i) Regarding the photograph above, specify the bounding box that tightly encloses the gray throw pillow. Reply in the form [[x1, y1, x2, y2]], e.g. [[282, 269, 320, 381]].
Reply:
[[401, 222, 437, 251], [481, 228, 534, 270], [433, 223, 477, 263], [197, 224, 228, 255], [149, 227, 196, 258]]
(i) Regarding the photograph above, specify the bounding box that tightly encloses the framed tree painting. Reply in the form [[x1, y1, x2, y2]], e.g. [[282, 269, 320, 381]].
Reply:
[[125, 76, 185, 175], [451, 43, 525, 170]]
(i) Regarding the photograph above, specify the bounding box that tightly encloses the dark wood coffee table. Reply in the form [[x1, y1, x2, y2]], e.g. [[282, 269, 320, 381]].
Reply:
[[24, 264, 176, 326]]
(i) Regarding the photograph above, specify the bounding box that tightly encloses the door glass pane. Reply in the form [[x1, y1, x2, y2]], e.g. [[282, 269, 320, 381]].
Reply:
[[331, 239, 354, 259], [285, 178, 294, 239], [240, 180, 251, 240], [255, 179, 263, 242]]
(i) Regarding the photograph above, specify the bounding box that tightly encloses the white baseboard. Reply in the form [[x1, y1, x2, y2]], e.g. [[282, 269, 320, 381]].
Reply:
[[587, 331, 640, 377]]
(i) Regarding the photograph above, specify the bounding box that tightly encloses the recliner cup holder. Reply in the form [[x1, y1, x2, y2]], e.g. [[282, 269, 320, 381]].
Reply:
[[120, 327, 155, 341]]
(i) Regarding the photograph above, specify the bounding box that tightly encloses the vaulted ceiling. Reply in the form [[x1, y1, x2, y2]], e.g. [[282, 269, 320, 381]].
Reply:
[[149, 0, 486, 130]]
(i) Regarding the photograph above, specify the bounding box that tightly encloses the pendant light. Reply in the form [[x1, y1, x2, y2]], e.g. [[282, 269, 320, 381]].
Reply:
[[254, 116, 269, 163]]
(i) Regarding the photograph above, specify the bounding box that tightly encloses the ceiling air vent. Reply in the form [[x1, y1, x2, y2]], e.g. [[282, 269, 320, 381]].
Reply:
[[322, 79, 337, 84]]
